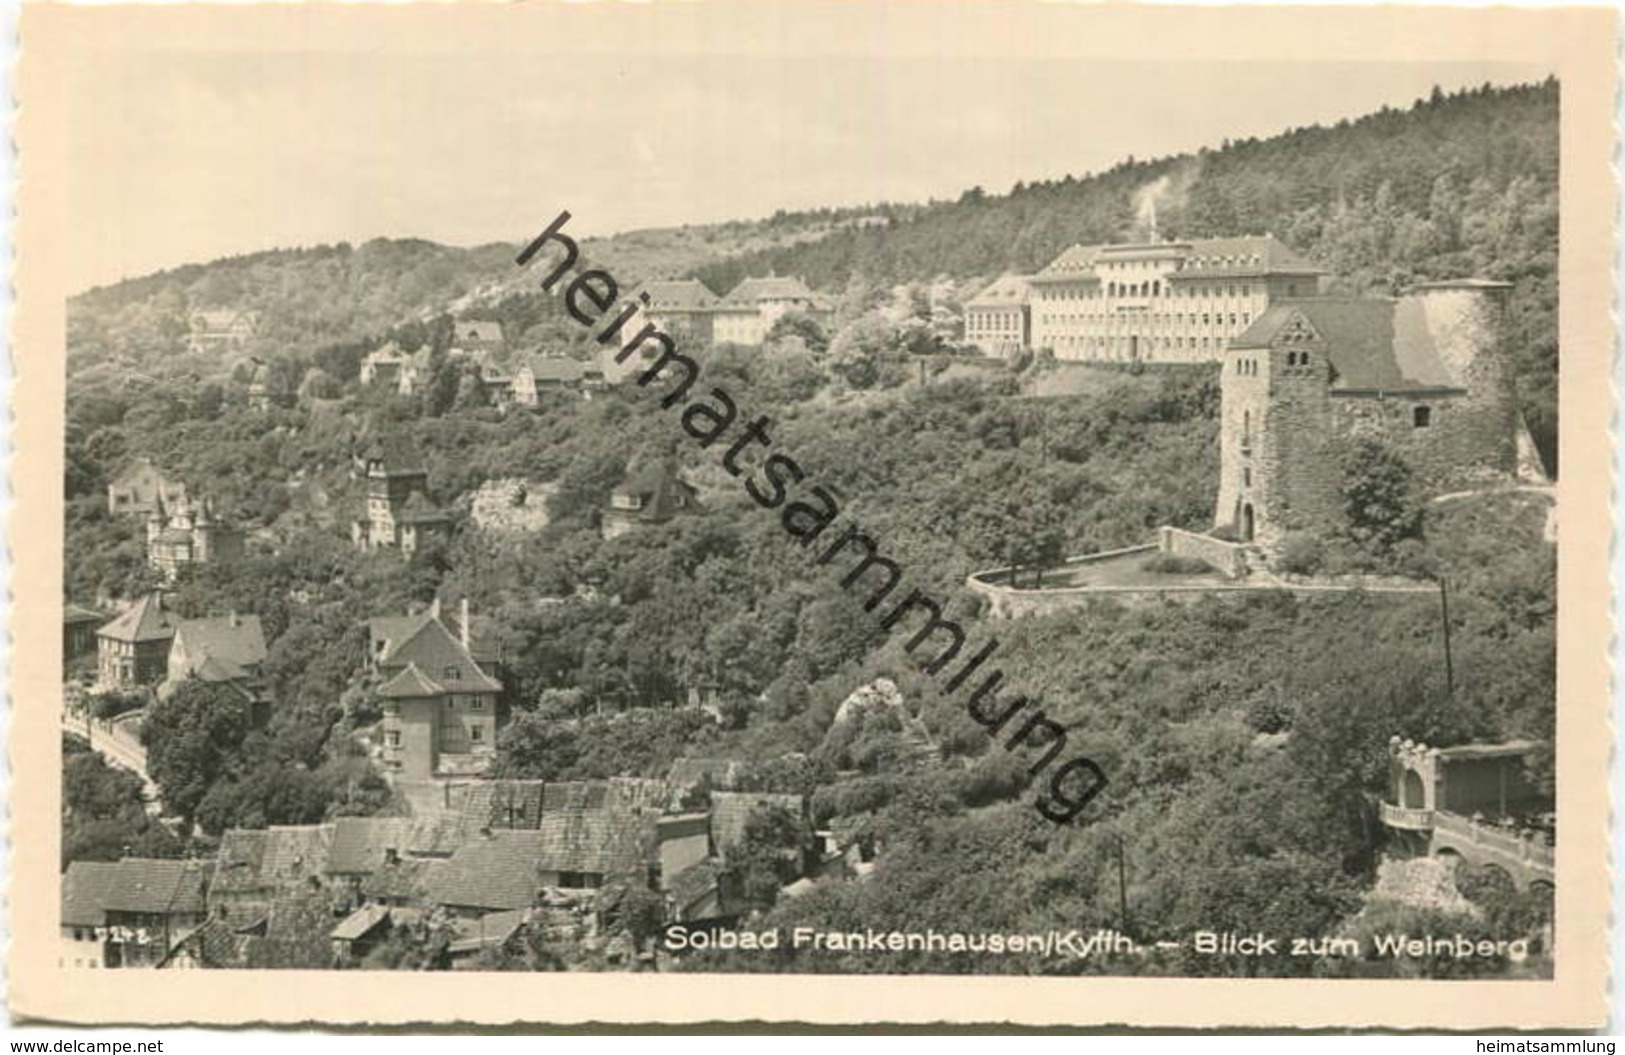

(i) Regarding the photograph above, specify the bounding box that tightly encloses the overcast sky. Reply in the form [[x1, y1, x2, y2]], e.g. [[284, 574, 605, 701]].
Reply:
[[52, 4, 1553, 293]]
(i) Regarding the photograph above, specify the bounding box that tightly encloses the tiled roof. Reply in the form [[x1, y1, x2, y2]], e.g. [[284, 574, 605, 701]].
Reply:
[[61, 860, 122, 928], [377, 664, 444, 701], [1033, 244, 1107, 278], [97, 595, 178, 645], [374, 615, 502, 693], [242, 889, 335, 970], [426, 830, 547, 911], [709, 792, 806, 856], [966, 273, 1033, 309], [360, 858, 441, 902], [327, 816, 414, 875], [99, 858, 211, 916], [460, 780, 549, 830], [368, 613, 436, 662], [406, 814, 472, 858], [637, 279, 720, 312], [1231, 298, 1462, 394], [210, 829, 270, 896], [258, 825, 334, 885], [721, 275, 821, 306], [169, 615, 267, 682], [534, 779, 667, 876], [1168, 235, 1323, 279]]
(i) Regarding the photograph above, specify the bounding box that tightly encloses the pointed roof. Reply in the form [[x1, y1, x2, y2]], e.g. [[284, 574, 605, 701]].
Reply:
[[369, 609, 501, 692], [1031, 244, 1107, 280], [97, 594, 178, 645], [168, 615, 267, 682], [377, 662, 448, 699], [720, 275, 821, 307], [612, 459, 696, 522], [966, 273, 1033, 309], [327, 816, 414, 875], [1168, 234, 1323, 279], [99, 858, 211, 916], [61, 860, 123, 927], [425, 830, 548, 911], [1231, 297, 1462, 394], [636, 278, 720, 312]]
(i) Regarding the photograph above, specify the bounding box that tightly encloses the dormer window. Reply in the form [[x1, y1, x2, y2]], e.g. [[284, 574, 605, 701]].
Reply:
[[444, 665, 459, 681]]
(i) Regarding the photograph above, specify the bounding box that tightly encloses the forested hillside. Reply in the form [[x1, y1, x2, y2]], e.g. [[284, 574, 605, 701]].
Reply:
[[65, 203, 908, 381]]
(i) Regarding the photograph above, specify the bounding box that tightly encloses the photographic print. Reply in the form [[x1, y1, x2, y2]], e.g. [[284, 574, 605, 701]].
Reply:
[[9, 1, 1615, 1029]]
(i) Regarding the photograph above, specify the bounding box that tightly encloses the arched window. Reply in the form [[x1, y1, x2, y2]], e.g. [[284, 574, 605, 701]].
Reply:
[[1242, 410, 1252, 446]]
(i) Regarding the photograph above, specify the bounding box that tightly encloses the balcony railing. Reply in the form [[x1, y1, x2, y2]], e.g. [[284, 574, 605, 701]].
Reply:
[[1378, 802, 1435, 830], [1434, 810, 1555, 869]]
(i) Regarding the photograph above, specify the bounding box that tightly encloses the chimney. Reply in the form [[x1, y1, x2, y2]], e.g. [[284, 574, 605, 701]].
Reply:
[[429, 596, 441, 620], [461, 598, 471, 650], [229, 609, 240, 628]]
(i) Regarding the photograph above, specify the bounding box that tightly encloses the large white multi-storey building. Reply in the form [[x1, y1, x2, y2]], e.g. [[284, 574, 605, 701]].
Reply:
[[1026, 235, 1325, 364]]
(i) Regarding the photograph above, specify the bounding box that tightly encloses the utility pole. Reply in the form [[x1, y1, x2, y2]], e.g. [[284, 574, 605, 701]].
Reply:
[[1115, 833, 1132, 938], [1438, 576, 1455, 698]]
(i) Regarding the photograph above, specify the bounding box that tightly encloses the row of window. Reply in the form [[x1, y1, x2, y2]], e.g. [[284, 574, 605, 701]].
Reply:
[[1036, 282, 1265, 303], [1050, 335, 1226, 354], [383, 723, 487, 746], [1036, 311, 1252, 330]]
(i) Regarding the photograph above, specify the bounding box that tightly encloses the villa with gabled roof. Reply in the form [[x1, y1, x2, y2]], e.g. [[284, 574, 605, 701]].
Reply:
[[368, 599, 502, 780], [96, 594, 179, 690]]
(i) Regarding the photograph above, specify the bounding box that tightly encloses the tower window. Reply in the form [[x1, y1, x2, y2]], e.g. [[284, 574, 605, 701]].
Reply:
[[1413, 405, 1433, 428]]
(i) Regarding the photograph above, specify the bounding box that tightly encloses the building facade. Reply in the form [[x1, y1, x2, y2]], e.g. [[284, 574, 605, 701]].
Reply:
[[1028, 235, 1324, 363], [96, 594, 179, 690], [964, 273, 1033, 355], [352, 440, 453, 555], [106, 458, 187, 518], [187, 309, 259, 355], [1214, 280, 1520, 552], [601, 459, 697, 541], [369, 601, 502, 780], [359, 341, 433, 396], [146, 494, 246, 582], [160, 612, 268, 708], [711, 275, 835, 346]]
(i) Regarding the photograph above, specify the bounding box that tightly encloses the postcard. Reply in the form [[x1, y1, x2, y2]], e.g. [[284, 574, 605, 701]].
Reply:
[[9, 1, 1615, 1030]]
